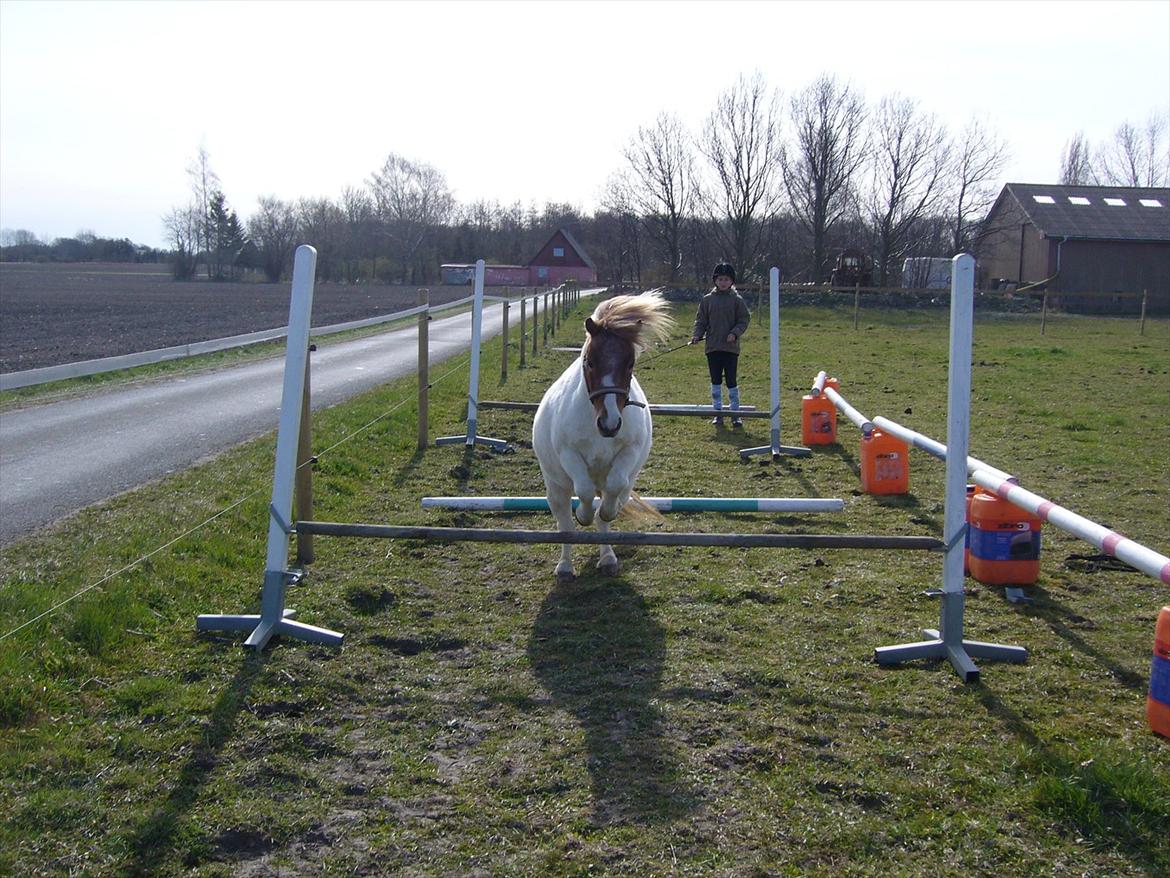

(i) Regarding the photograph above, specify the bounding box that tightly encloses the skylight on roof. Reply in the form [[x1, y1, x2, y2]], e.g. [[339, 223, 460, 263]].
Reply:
[[1068, 196, 1090, 205], [1032, 195, 1055, 204], [1139, 198, 1164, 207], [1104, 197, 1127, 206]]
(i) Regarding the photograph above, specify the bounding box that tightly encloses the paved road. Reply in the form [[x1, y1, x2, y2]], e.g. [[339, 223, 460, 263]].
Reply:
[[0, 298, 578, 545]]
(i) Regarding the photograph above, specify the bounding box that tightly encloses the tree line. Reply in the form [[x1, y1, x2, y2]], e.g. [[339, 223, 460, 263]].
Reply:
[[5, 72, 1166, 287]]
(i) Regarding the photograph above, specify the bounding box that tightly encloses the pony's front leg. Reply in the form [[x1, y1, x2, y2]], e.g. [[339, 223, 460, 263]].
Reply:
[[595, 516, 619, 577], [557, 452, 599, 528], [545, 478, 578, 583], [594, 452, 640, 577]]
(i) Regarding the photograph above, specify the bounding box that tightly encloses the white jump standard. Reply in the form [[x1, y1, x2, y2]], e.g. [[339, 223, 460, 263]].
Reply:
[[435, 259, 511, 452], [740, 267, 811, 461], [196, 246, 344, 650], [873, 254, 1027, 680]]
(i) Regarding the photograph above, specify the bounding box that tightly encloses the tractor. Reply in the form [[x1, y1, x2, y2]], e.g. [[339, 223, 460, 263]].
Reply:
[[829, 249, 874, 289]]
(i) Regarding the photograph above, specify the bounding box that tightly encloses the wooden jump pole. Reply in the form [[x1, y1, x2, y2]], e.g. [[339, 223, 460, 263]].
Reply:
[[875, 253, 1026, 681], [296, 521, 941, 551], [420, 496, 846, 513], [197, 245, 344, 650], [477, 401, 768, 417]]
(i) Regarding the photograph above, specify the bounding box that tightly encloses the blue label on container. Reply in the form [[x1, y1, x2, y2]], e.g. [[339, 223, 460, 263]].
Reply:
[[970, 526, 1040, 562], [1152, 654, 1170, 707]]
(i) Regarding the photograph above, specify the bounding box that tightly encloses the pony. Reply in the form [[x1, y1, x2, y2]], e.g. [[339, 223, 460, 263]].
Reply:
[[532, 291, 674, 582]]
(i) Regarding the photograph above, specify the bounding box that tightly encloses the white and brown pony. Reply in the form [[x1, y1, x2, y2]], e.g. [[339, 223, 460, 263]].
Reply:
[[532, 292, 673, 582]]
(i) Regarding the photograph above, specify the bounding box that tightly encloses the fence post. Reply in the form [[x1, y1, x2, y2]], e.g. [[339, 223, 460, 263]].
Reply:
[[543, 292, 550, 347], [519, 294, 527, 366], [417, 287, 429, 451], [1040, 290, 1048, 336], [1140, 289, 1148, 335], [501, 298, 510, 383], [294, 347, 315, 565], [852, 282, 861, 330], [532, 295, 539, 358]]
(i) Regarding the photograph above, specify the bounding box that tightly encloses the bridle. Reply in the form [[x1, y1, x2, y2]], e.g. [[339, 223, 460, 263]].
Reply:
[[582, 343, 647, 409]]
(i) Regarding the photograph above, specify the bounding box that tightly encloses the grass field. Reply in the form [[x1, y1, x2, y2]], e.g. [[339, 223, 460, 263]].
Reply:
[[1, 299, 1167, 876]]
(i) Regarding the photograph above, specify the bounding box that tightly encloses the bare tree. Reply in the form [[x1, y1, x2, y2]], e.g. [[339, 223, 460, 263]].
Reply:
[[948, 116, 1010, 253], [698, 72, 784, 282], [864, 96, 950, 286], [162, 204, 201, 280], [248, 196, 299, 282], [1060, 131, 1096, 185], [781, 74, 869, 282], [339, 186, 376, 282], [622, 112, 696, 283], [1098, 111, 1169, 186], [599, 172, 643, 286], [368, 153, 455, 283], [186, 146, 220, 278]]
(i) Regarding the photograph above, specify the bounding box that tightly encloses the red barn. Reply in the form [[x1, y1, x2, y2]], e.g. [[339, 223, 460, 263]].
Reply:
[[441, 228, 597, 286]]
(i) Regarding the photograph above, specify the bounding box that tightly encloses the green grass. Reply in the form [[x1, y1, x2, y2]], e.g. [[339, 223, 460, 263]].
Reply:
[[1, 303, 1167, 876]]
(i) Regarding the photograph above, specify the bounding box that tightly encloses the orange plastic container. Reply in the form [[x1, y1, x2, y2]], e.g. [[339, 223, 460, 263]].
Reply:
[[859, 430, 909, 495], [1149, 606, 1170, 739], [801, 394, 837, 445], [968, 488, 1042, 585]]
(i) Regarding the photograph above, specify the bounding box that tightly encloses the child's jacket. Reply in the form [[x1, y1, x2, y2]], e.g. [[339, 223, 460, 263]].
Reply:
[[692, 288, 751, 354]]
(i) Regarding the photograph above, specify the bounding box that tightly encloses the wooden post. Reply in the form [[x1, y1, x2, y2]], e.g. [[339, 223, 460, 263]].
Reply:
[[519, 294, 527, 366], [501, 298, 510, 383], [1040, 290, 1048, 336], [543, 292, 550, 347], [294, 346, 315, 565], [1140, 289, 1148, 335], [852, 282, 861, 330], [417, 287, 429, 450], [531, 295, 539, 357]]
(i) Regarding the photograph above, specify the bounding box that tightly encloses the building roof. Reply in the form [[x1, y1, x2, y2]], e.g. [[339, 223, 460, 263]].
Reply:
[[528, 228, 597, 270], [994, 183, 1170, 243]]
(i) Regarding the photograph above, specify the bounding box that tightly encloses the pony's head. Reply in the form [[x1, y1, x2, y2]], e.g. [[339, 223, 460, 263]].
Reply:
[[582, 291, 674, 437]]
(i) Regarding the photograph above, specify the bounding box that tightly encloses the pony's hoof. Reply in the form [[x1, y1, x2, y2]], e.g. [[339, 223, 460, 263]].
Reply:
[[599, 559, 620, 577], [555, 568, 576, 584]]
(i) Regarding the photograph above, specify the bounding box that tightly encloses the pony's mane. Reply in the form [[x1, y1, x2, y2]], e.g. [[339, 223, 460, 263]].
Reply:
[[588, 291, 675, 351]]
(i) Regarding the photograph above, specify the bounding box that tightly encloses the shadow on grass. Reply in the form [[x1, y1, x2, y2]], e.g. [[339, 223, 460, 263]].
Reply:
[[120, 652, 265, 877], [528, 574, 699, 827], [1021, 592, 1148, 693], [978, 688, 1170, 876], [391, 447, 427, 489]]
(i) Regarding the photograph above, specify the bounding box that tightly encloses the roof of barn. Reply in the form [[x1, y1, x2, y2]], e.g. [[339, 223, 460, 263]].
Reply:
[[991, 183, 1170, 243]]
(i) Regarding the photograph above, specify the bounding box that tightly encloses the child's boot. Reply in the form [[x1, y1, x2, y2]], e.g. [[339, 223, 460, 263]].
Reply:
[[710, 384, 724, 426], [728, 386, 743, 427]]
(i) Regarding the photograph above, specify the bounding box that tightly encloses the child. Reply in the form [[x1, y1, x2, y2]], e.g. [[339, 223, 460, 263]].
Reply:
[[690, 262, 751, 427]]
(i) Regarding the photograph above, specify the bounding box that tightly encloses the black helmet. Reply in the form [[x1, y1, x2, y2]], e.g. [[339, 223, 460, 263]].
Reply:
[[712, 262, 736, 283]]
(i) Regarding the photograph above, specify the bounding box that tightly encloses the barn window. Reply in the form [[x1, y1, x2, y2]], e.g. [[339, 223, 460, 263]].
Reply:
[[553, 247, 565, 257], [1032, 195, 1055, 204], [1067, 196, 1090, 205], [1104, 197, 1127, 206], [1139, 198, 1164, 207]]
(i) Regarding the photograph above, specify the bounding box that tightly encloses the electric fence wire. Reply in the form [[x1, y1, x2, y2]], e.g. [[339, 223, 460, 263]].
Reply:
[[0, 352, 475, 643]]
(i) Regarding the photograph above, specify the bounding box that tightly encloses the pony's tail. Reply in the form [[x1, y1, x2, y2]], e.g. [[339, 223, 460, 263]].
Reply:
[[617, 490, 665, 526]]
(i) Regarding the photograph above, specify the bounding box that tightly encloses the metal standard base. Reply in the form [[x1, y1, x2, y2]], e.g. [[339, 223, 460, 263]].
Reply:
[[196, 608, 345, 650], [435, 434, 513, 452], [875, 628, 1027, 683]]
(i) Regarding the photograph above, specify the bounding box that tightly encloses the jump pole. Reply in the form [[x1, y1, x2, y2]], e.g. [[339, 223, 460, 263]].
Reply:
[[478, 400, 766, 418], [296, 521, 940, 551], [870, 418, 1170, 584], [420, 496, 845, 513], [741, 266, 811, 461], [436, 259, 511, 452], [196, 245, 343, 649], [874, 254, 1026, 681]]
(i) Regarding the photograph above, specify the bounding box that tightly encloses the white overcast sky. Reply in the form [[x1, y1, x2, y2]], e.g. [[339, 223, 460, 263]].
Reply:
[[1, 0, 1167, 249]]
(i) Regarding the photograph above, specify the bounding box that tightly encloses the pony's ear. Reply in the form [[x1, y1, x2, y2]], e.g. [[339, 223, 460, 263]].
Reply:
[[585, 317, 599, 335]]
